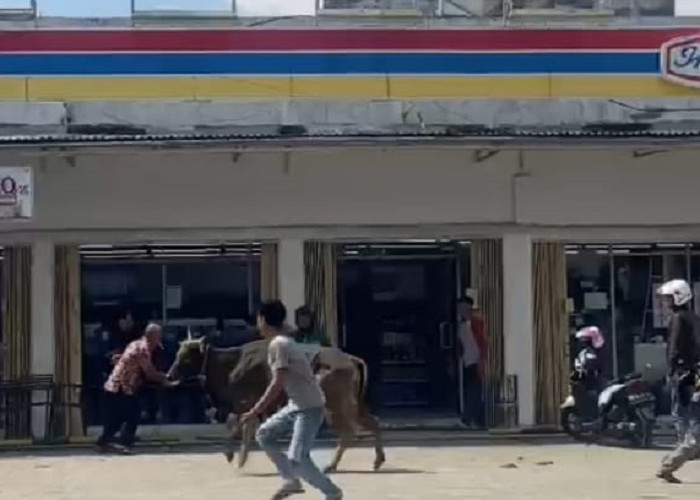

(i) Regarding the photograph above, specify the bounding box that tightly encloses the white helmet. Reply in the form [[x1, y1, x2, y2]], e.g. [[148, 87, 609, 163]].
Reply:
[[657, 279, 693, 307], [575, 326, 605, 349]]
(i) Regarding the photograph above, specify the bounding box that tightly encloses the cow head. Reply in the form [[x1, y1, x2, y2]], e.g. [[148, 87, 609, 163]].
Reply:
[[167, 336, 209, 382]]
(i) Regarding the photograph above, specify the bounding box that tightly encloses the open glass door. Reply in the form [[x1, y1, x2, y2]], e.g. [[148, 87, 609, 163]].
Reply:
[[454, 242, 470, 418], [337, 241, 469, 420]]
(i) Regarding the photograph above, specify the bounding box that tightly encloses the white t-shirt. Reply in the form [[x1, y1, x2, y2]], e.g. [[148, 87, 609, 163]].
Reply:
[[267, 335, 325, 410], [459, 321, 480, 368]]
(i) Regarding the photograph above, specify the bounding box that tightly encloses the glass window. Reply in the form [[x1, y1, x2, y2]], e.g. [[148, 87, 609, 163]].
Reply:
[[567, 249, 614, 378], [81, 254, 260, 427], [81, 262, 164, 427], [689, 250, 700, 316], [611, 252, 658, 379], [612, 247, 688, 416], [157, 259, 259, 424]]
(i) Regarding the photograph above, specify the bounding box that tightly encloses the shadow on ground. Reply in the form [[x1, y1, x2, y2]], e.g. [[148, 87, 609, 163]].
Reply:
[[0, 434, 632, 461], [242, 467, 430, 477]]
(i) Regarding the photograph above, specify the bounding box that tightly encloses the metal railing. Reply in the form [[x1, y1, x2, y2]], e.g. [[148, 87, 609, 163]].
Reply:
[[484, 374, 518, 429], [0, 378, 211, 443], [317, 0, 676, 18], [0, 376, 520, 442], [0, 375, 56, 441], [0, 0, 687, 23]]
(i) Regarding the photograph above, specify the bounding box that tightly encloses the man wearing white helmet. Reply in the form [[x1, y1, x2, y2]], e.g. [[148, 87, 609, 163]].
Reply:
[[656, 279, 700, 483]]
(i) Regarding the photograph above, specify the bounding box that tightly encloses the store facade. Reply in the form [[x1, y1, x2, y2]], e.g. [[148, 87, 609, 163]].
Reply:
[[2, 24, 700, 438], [1, 143, 700, 438]]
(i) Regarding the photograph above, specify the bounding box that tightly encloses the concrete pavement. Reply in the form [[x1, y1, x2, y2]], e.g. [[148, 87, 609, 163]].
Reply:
[[0, 440, 698, 500]]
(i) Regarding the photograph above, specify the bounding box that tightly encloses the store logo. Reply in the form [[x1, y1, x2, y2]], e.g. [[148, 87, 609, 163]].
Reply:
[[661, 35, 700, 89]]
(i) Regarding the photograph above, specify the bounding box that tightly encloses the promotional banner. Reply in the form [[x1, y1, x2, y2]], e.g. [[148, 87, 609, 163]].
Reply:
[[0, 167, 33, 220]]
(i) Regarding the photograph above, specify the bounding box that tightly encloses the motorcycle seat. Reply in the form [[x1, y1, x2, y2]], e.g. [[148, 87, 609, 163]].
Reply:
[[613, 372, 642, 384]]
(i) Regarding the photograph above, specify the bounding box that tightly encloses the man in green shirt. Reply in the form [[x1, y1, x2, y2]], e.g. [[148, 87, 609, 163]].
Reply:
[[293, 306, 330, 347]]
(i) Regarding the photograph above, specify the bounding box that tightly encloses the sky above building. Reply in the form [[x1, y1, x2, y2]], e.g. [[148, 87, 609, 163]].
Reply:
[[0, 0, 695, 17], [0, 0, 316, 17]]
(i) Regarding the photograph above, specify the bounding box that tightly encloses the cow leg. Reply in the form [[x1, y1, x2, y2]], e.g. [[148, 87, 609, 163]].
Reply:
[[358, 408, 386, 471], [237, 418, 257, 469], [324, 430, 353, 474], [324, 416, 354, 474], [223, 413, 238, 464]]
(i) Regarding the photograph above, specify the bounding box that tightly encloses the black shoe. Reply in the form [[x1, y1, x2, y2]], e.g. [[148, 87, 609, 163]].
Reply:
[[111, 444, 135, 455], [657, 470, 682, 484], [271, 480, 304, 500]]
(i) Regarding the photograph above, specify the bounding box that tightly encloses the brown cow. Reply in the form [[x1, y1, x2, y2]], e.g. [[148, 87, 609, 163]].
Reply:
[[167, 336, 386, 473]]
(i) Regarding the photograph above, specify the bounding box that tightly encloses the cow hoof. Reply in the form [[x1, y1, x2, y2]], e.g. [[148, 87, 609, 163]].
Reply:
[[373, 455, 386, 471], [323, 465, 337, 474], [224, 450, 235, 463]]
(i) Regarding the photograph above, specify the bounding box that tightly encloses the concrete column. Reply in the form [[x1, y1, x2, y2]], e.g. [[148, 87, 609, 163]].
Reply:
[[502, 233, 535, 427], [30, 239, 55, 440], [277, 239, 305, 318]]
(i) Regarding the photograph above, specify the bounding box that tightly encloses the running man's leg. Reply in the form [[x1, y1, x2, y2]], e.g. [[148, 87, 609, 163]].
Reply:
[[671, 376, 690, 444], [257, 404, 305, 499], [659, 401, 700, 483], [289, 407, 342, 499]]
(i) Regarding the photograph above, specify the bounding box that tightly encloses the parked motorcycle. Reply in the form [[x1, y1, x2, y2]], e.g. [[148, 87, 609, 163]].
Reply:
[[560, 371, 656, 448]]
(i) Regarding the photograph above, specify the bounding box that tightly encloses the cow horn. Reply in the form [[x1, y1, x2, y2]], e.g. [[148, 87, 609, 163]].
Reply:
[[187, 327, 193, 341]]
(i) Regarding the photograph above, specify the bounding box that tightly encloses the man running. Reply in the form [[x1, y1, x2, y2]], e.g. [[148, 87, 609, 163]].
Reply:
[[241, 300, 342, 500], [656, 279, 700, 483]]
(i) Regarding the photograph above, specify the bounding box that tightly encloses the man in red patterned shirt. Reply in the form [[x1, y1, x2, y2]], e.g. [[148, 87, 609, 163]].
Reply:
[[96, 323, 175, 454]]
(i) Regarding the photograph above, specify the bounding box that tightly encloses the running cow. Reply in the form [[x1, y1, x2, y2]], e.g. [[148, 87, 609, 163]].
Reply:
[[166, 334, 386, 473]]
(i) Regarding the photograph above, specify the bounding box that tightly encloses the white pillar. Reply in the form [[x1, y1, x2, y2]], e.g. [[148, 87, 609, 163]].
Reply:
[[278, 239, 305, 318], [30, 239, 55, 440], [502, 233, 535, 427]]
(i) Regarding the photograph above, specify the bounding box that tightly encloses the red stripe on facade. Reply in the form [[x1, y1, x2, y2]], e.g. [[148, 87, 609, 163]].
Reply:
[[0, 28, 697, 53]]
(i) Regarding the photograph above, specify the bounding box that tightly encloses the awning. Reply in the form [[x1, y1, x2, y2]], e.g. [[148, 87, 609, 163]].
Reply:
[[2, 125, 700, 151]]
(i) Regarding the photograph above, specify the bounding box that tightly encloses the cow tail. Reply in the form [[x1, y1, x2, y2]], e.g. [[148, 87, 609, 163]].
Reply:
[[350, 355, 369, 404]]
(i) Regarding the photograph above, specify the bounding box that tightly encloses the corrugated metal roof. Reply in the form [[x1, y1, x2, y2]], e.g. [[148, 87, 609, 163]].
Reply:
[[2, 127, 700, 148]]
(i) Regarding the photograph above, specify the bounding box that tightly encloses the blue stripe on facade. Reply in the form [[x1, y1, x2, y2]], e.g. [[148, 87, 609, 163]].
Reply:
[[0, 52, 659, 76]]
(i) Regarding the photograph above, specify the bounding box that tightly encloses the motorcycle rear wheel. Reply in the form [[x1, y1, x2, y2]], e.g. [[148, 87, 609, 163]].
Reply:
[[630, 409, 654, 449], [561, 407, 584, 440]]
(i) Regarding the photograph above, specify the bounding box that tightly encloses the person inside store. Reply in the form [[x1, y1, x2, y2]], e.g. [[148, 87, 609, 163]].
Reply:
[[293, 305, 330, 346], [106, 308, 141, 366], [106, 308, 163, 423], [457, 296, 487, 429], [656, 279, 700, 483], [96, 322, 178, 454]]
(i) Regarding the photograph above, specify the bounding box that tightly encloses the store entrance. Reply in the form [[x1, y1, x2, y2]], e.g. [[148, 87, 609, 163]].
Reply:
[[338, 241, 469, 418]]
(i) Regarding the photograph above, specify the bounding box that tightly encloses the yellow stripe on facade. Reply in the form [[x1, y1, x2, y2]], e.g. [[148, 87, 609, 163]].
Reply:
[[550, 76, 700, 98], [292, 77, 389, 99], [390, 76, 551, 99], [0, 75, 697, 101], [27, 77, 198, 101], [194, 77, 292, 99], [0, 78, 27, 100]]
